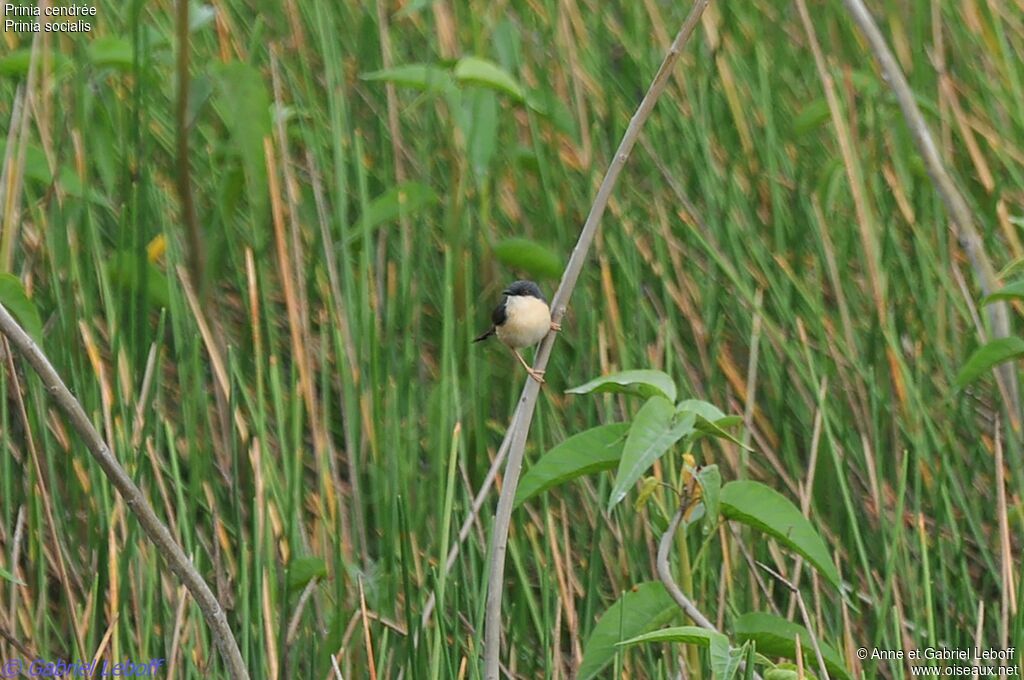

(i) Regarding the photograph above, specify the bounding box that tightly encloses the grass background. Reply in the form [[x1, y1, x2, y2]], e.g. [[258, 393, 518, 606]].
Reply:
[[1, 0, 1023, 677]]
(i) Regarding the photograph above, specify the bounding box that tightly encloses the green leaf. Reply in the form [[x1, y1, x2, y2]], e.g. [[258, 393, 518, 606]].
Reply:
[[88, 36, 133, 70], [608, 397, 696, 511], [211, 61, 271, 225], [676, 399, 727, 421], [515, 423, 628, 508], [982, 280, 1024, 304], [0, 49, 72, 78], [357, 182, 438, 234], [463, 88, 498, 179], [454, 56, 525, 101], [618, 626, 745, 680], [955, 337, 1024, 387], [578, 582, 677, 680], [696, 465, 721, 527], [287, 556, 327, 592], [0, 274, 43, 345], [567, 370, 677, 403], [617, 625, 728, 649], [678, 399, 748, 448], [0, 564, 24, 586], [735, 612, 851, 680], [720, 481, 840, 590], [492, 237, 562, 280], [0, 49, 33, 77], [360, 63, 455, 94]]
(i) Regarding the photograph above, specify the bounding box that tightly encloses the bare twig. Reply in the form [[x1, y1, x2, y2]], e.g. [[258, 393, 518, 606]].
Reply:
[[0, 303, 250, 679], [482, 2, 712, 676], [657, 503, 716, 630], [658, 499, 763, 680], [839, 0, 1020, 429]]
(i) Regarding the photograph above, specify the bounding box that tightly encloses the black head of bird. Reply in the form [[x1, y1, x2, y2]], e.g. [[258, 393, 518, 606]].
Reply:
[[474, 280, 561, 383]]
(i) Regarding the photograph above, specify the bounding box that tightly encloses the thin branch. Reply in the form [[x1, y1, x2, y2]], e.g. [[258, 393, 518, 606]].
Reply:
[[482, 2, 711, 676], [839, 0, 1020, 429], [756, 561, 830, 680], [657, 503, 716, 630], [657, 501, 763, 680], [0, 303, 250, 680]]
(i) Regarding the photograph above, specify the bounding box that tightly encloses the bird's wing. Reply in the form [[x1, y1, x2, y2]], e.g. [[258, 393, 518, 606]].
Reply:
[[490, 298, 508, 326]]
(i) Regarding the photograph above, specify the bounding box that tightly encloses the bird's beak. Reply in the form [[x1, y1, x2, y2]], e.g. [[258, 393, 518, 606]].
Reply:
[[502, 288, 512, 295]]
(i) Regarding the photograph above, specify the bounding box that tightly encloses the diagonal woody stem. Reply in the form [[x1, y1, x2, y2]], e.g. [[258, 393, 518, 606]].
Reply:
[[0, 303, 250, 680], [482, 1, 712, 676]]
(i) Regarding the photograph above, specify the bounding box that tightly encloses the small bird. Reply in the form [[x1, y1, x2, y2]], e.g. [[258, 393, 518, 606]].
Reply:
[[474, 280, 561, 383]]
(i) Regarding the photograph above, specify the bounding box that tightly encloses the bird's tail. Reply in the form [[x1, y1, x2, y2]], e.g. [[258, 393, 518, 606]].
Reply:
[[473, 327, 495, 343]]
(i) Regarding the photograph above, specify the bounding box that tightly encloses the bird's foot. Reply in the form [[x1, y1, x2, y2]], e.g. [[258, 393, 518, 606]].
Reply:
[[549, 321, 562, 332], [527, 367, 546, 384]]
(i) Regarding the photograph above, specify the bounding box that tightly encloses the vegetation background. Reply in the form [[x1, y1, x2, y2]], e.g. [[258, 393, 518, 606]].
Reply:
[[1, 0, 1022, 677]]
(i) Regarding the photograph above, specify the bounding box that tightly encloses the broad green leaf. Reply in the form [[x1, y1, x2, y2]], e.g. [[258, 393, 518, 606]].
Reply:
[[678, 399, 748, 448], [492, 238, 562, 280], [515, 423, 628, 507], [982, 280, 1024, 304], [212, 61, 270, 224], [0, 274, 43, 345], [618, 626, 744, 680], [735, 613, 850, 680], [88, 36, 133, 70], [360, 63, 454, 94], [694, 415, 747, 447], [288, 556, 327, 592], [106, 253, 171, 310], [0, 49, 33, 77], [720, 481, 840, 590], [676, 399, 727, 421], [463, 88, 498, 179], [567, 370, 677, 403], [0, 49, 72, 78], [454, 56, 524, 101], [578, 582, 676, 680], [696, 465, 721, 527], [608, 397, 695, 511], [0, 564, 24, 586], [357, 182, 438, 233], [617, 625, 727, 649], [955, 337, 1024, 387]]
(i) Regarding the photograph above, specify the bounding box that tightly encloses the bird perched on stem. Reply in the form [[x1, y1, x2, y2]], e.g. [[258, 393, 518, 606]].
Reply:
[[474, 280, 561, 383]]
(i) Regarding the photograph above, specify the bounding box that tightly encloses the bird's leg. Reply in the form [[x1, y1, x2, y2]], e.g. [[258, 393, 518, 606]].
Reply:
[[513, 349, 545, 384], [549, 320, 562, 333]]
